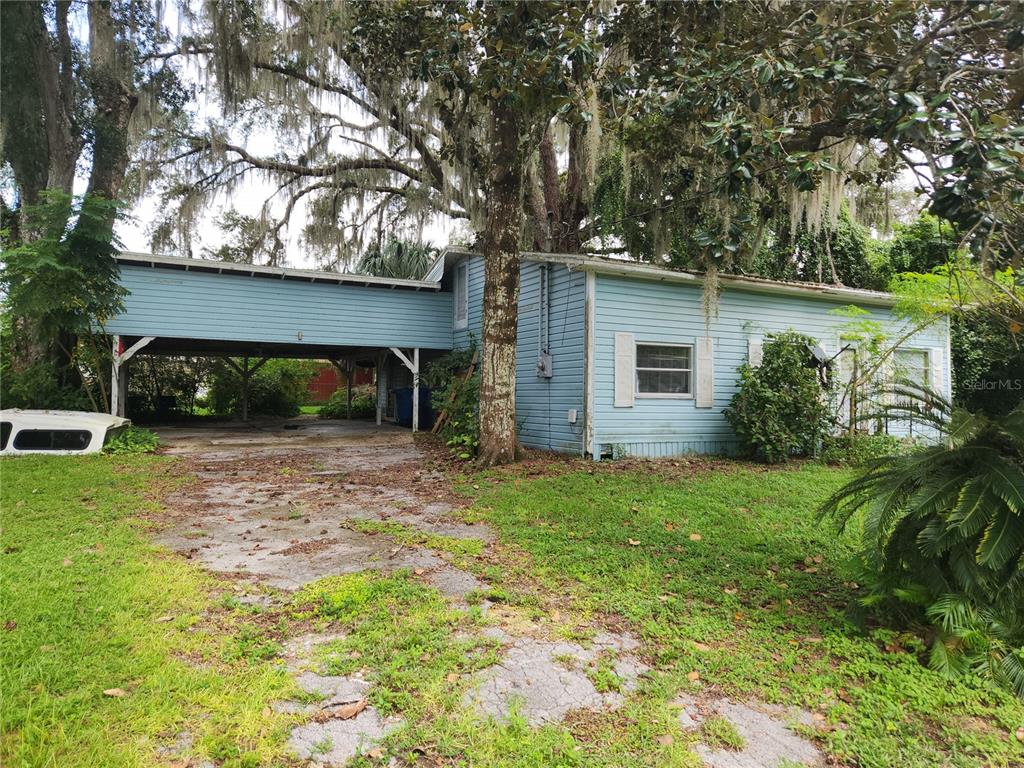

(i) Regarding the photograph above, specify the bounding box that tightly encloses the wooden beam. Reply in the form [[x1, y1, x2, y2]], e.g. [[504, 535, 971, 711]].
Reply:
[[119, 336, 155, 363], [389, 346, 416, 373]]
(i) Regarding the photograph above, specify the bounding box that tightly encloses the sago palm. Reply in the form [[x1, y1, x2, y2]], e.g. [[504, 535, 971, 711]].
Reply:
[[820, 384, 1024, 697]]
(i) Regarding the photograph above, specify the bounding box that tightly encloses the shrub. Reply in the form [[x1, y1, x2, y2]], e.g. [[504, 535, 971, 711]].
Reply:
[[104, 426, 159, 455], [206, 359, 316, 418], [725, 331, 833, 463], [424, 347, 479, 459], [820, 432, 913, 466], [820, 388, 1024, 698], [320, 384, 377, 419]]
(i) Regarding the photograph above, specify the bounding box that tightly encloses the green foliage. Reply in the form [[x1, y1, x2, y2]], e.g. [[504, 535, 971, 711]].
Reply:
[[319, 384, 376, 420], [207, 359, 317, 418], [425, 347, 479, 459], [201, 211, 284, 266], [751, 207, 887, 290], [0, 192, 127, 408], [356, 240, 437, 280], [613, 3, 1024, 272], [951, 303, 1024, 417], [725, 332, 833, 463], [0, 357, 92, 411], [820, 390, 1024, 698], [128, 356, 213, 419], [1, 192, 126, 337], [820, 433, 913, 467], [882, 214, 959, 282], [103, 426, 160, 455]]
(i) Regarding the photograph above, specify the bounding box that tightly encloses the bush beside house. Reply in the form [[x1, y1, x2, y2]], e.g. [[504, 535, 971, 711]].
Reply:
[[725, 331, 833, 463]]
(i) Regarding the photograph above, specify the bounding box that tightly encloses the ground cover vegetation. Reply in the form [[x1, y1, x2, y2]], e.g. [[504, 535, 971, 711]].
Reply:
[[0, 455, 298, 767], [5, 453, 1021, 767]]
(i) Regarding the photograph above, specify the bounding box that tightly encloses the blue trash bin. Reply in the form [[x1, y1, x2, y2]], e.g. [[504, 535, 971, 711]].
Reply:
[[393, 387, 432, 428]]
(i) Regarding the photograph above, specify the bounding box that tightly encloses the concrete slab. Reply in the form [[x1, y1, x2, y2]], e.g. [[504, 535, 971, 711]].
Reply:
[[465, 633, 648, 726], [675, 695, 824, 768]]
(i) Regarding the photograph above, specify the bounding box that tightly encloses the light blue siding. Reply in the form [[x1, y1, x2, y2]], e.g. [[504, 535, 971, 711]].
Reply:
[[516, 262, 586, 453], [453, 256, 486, 350], [107, 264, 454, 349], [454, 255, 586, 453], [591, 274, 948, 458]]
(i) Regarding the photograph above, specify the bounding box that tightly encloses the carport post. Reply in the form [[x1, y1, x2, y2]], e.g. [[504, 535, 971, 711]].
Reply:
[[223, 356, 270, 422], [110, 335, 155, 417], [412, 347, 420, 433], [346, 362, 354, 420], [375, 350, 387, 426], [389, 347, 421, 433]]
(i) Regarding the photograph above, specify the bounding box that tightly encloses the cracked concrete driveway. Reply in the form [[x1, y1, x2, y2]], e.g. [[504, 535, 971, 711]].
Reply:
[[156, 417, 481, 592], [151, 416, 823, 767]]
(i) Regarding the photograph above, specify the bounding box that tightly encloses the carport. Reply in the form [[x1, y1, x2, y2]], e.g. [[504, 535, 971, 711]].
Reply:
[[104, 253, 454, 431]]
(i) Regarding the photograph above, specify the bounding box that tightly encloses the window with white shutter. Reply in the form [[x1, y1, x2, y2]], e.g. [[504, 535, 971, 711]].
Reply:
[[635, 343, 693, 396]]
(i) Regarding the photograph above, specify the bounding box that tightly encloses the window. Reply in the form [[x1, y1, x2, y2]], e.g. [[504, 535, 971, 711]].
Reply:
[[454, 261, 468, 329], [0, 422, 10, 450], [12, 429, 92, 451], [636, 343, 692, 396], [893, 349, 929, 385]]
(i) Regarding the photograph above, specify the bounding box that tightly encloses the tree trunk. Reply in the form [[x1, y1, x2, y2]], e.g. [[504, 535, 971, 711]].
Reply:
[[84, 0, 137, 226], [477, 104, 525, 466]]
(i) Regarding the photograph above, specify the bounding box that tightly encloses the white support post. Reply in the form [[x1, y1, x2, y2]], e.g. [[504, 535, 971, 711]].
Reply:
[[376, 351, 387, 426], [111, 336, 122, 417], [412, 347, 420, 433], [389, 347, 420, 432], [346, 361, 354, 420], [111, 335, 155, 417]]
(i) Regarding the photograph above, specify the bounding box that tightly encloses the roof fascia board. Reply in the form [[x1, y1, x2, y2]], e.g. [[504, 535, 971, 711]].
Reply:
[[116, 252, 442, 291]]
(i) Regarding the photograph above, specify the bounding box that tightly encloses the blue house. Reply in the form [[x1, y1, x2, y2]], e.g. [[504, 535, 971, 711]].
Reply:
[[107, 249, 950, 458], [429, 249, 950, 458]]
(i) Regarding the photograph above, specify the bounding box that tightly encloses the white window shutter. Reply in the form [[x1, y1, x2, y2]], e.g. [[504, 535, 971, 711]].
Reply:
[[614, 332, 635, 407], [747, 338, 763, 368], [696, 337, 715, 408], [929, 347, 944, 393]]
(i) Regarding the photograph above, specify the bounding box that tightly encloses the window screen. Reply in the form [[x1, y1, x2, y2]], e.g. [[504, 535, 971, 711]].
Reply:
[[13, 429, 92, 451], [893, 349, 929, 385], [636, 344, 692, 395]]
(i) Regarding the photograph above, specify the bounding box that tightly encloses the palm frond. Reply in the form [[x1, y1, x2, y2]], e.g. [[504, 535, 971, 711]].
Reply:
[[977, 511, 1024, 570]]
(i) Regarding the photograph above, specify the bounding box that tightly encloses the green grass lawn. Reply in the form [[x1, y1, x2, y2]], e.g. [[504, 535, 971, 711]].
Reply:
[[0, 455, 297, 767], [2, 454, 1021, 768], [461, 461, 1024, 768]]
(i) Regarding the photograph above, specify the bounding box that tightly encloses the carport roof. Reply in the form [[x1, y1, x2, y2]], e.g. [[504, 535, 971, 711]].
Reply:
[[116, 252, 442, 291]]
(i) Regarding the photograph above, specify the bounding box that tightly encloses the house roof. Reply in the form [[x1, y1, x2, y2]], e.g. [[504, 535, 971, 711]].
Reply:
[[116, 252, 442, 291], [434, 248, 898, 307]]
